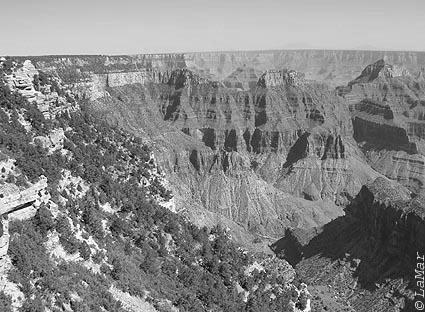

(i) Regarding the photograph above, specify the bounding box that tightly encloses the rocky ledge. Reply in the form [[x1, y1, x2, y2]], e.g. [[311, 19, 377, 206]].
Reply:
[[257, 69, 305, 88]]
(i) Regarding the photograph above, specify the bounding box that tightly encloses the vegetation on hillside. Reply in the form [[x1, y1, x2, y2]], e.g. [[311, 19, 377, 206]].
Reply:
[[0, 62, 295, 311]]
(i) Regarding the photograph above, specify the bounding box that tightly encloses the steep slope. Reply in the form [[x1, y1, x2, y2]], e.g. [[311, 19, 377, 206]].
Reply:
[[74, 63, 383, 247], [274, 177, 424, 311], [338, 59, 425, 193], [0, 58, 316, 312], [2, 51, 425, 312], [223, 66, 260, 90]]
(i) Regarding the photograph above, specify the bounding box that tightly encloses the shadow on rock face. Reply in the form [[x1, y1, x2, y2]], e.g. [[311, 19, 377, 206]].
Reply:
[[270, 179, 425, 311], [282, 132, 310, 169]]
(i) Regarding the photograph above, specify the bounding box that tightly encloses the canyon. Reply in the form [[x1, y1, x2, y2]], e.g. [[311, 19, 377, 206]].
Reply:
[[26, 51, 397, 242], [2, 49, 425, 311]]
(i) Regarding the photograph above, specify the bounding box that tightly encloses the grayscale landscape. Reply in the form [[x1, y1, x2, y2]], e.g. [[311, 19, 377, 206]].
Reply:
[[1, 0, 424, 311]]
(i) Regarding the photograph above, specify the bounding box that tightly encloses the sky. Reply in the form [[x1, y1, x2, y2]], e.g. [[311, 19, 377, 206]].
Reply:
[[1, 0, 425, 55]]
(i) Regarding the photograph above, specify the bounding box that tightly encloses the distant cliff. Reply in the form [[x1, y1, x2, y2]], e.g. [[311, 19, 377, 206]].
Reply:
[[185, 50, 425, 86], [338, 59, 425, 194], [16, 49, 425, 88]]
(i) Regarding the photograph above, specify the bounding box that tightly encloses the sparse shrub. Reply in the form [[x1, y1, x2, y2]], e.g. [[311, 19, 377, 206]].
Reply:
[[0, 291, 12, 311], [78, 241, 91, 260], [92, 251, 104, 264], [0, 69, 287, 311], [33, 205, 55, 236], [55, 215, 72, 236], [20, 296, 45, 312], [111, 258, 122, 280], [81, 207, 104, 239], [59, 233, 80, 254]]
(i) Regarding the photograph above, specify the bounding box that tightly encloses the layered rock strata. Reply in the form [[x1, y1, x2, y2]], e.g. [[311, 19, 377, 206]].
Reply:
[[21, 50, 425, 89], [339, 59, 425, 193], [78, 65, 382, 243]]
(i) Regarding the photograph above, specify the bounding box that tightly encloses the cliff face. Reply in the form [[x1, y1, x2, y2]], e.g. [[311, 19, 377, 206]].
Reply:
[[25, 49, 425, 88], [25, 52, 423, 242], [84, 81, 345, 241], [4, 52, 425, 311], [273, 177, 423, 311], [353, 178, 425, 260], [22, 54, 186, 76], [73, 64, 384, 243], [339, 59, 425, 193], [3, 58, 313, 312], [349, 59, 412, 85], [185, 50, 425, 87]]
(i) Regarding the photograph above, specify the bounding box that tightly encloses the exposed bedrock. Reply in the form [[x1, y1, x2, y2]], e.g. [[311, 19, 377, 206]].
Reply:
[[274, 135, 380, 204], [352, 116, 418, 153], [35, 62, 382, 241], [184, 50, 425, 87], [348, 58, 412, 85], [80, 71, 369, 241], [223, 66, 259, 90], [151, 68, 377, 204], [257, 69, 306, 88], [351, 178, 424, 259], [28, 50, 425, 90], [158, 145, 345, 239], [366, 150, 425, 194], [272, 177, 425, 311], [340, 59, 425, 193]]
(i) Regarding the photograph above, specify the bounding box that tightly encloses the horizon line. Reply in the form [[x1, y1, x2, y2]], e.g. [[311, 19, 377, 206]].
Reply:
[[4, 47, 425, 58]]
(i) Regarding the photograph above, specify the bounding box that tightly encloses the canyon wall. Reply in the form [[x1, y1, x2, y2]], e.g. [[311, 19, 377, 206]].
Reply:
[[185, 50, 425, 87], [78, 65, 382, 243], [24, 51, 425, 242], [6, 50, 425, 311], [276, 176, 423, 311], [353, 177, 425, 261], [339, 59, 425, 193], [23, 49, 425, 88]]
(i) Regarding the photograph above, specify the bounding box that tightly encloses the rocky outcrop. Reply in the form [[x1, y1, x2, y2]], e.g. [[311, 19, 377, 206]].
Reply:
[[352, 115, 417, 153], [4, 60, 43, 102], [3, 60, 77, 119], [223, 66, 259, 90], [0, 216, 9, 259], [338, 59, 425, 194], [84, 71, 151, 100], [0, 177, 49, 257], [257, 69, 305, 88], [273, 177, 424, 311], [34, 128, 65, 153], [0, 159, 17, 182], [349, 59, 411, 86], [288, 283, 311, 312], [0, 177, 49, 215]]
